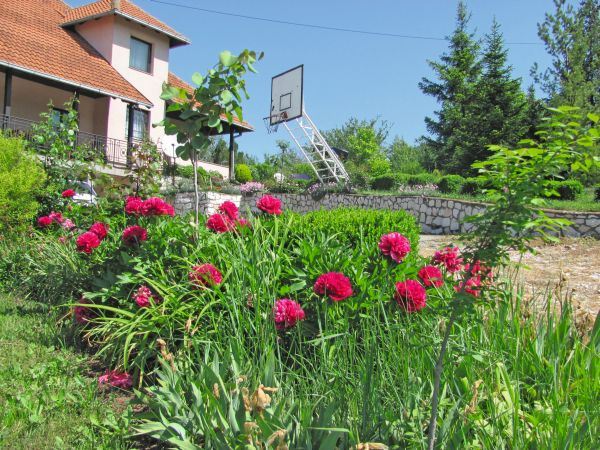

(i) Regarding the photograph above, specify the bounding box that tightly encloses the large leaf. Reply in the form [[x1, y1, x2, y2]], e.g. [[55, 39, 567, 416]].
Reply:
[[219, 50, 237, 67]]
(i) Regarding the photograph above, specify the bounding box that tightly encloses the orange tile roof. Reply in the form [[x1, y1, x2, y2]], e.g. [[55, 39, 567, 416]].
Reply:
[[168, 72, 254, 132], [0, 0, 151, 106], [63, 0, 190, 47]]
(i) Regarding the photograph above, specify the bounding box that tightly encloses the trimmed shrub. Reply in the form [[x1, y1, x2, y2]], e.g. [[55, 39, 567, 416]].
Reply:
[[406, 173, 440, 186], [235, 163, 253, 183], [176, 165, 208, 180], [460, 177, 486, 195], [0, 134, 46, 231], [438, 175, 465, 194], [548, 180, 584, 200], [370, 174, 397, 191]]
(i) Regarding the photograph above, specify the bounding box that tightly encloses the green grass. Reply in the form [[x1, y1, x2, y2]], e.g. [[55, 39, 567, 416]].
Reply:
[[0, 294, 130, 449]]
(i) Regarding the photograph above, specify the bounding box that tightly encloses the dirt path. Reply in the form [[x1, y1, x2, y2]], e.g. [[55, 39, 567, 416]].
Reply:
[[419, 235, 600, 332]]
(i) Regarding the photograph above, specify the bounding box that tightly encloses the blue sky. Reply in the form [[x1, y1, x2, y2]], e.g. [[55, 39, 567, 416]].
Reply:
[[71, 0, 559, 159]]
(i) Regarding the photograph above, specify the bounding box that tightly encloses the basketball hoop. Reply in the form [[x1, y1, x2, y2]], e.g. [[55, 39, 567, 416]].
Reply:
[[263, 112, 287, 134]]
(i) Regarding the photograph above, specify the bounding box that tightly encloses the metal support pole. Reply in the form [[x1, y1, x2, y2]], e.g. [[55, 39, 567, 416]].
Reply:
[[228, 127, 235, 181]]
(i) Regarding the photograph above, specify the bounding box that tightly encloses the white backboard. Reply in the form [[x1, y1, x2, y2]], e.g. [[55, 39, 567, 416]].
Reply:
[[270, 65, 303, 125]]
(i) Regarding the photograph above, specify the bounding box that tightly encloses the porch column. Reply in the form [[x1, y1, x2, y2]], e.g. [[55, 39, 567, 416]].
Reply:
[[228, 127, 235, 180], [126, 103, 135, 167], [3, 69, 12, 117]]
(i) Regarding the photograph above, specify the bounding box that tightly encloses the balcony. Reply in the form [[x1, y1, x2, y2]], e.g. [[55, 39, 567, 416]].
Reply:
[[0, 113, 163, 168]]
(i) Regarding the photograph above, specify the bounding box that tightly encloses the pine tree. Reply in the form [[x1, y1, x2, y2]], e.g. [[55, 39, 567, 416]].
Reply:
[[533, 0, 599, 115], [453, 19, 529, 174], [419, 1, 482, 171]]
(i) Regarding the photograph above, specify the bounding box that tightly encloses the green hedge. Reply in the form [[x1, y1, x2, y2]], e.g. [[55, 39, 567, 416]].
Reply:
[[176, 165, 208, 180], [548, 180, 584, 200], [370, 174, 397, 190], [290, 207, 420, 255], [460, 177, 487, 195], [406, 173, 440, 186], [0, 134, 46, 232], [438, 175, 465, 194]]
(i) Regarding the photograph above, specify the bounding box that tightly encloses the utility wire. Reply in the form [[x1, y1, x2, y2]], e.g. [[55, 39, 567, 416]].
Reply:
[[147, 0, 542, 45]]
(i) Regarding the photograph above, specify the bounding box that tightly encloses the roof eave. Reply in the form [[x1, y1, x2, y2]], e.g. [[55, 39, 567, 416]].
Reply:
[[0, 60, 153, 108], [61, 9, 191, 47]]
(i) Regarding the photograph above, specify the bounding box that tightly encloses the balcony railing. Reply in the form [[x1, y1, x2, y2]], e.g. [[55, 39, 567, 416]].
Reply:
[[0, 114, 163, 168]]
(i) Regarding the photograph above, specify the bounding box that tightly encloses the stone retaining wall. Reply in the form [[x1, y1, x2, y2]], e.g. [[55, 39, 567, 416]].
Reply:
[[172, 191, 600, 238]]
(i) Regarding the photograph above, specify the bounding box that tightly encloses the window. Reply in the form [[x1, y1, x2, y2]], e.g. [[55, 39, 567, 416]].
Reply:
[[129, 37, 152, 73], [125, 109, 149, 141], [50, 107, 67, 128]]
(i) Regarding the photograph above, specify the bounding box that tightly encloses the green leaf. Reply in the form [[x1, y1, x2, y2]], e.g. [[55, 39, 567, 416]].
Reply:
[[219, 50, 237, 67], [220, 90, 233, 104], [160, 85, 180, 101], [191, 72, 204, 86]]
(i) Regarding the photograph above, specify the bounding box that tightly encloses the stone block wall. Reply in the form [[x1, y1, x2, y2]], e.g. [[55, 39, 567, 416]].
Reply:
[[172, 192, 600, 238]]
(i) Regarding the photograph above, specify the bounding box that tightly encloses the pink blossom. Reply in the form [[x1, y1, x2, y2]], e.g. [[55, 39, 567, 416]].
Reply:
[[133, 285, 156, 308], [432, 246, 463, 273], [418, 265, 444, 288], [218, 201, 239, 221], [394, 280, 427, 313], [189, 263, 223, 288], [98, 370, 132, 389], [273, 298, 305, 329], [314, 272, 353, 302], [378, 232, 411, 263]]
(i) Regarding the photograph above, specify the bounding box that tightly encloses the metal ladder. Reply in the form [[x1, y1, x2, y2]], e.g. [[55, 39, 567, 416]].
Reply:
[[282, 110, 350, 183]]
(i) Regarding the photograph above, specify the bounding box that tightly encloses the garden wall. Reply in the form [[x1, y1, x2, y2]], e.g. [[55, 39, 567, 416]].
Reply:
[[172, 192, 600, 238]]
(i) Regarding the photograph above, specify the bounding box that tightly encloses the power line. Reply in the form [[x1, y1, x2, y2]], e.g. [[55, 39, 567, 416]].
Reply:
[[147, 0, 542, 45]]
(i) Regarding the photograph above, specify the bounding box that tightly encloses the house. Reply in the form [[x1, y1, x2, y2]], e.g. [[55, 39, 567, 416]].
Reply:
[[0, 0, 252, 178]]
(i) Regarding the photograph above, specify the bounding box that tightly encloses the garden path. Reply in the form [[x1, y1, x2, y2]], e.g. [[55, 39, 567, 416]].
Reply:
[[419, 235, 600, 333]]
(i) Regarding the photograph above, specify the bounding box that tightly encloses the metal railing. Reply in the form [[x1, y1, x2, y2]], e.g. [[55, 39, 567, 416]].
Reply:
[[0, 114, 162, 167]]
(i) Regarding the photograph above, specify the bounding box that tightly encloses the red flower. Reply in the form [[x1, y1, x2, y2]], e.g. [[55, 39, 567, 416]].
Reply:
[[378, 232, 411, 263], [133, 285, 156, 308], [418, 265, 444, 288], [256, 195, 282, 215], [464, 260, 493, 282], [141, 197, 175, 217], [314, 272, 353, 302], [62, 189, 76, 198], [394, 280, 427, 313], [432, 246, 463, 273], [37, 216, 53, 228], [218, 201, 239, 221], [76, 231, 101, 254], [122, 225, 147, 246], [455, 277, 482, 297], [62, 219, 76, 230], [89, 222, 109, 240], [74, 298, 93, 324], [236, 217, 252, 230], [125, 196, 144, 215], [98, 370, 132, 389], [273, 298, 305, 330], [206, 213, 234, 233], [189, 263, 223, 287]]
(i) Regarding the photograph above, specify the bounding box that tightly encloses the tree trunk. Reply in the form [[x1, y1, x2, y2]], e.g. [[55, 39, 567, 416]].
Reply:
[[192, 151, 199, 226]]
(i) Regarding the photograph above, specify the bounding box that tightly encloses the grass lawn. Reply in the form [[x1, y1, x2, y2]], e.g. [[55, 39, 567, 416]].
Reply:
[[0, 293, 130, 449]]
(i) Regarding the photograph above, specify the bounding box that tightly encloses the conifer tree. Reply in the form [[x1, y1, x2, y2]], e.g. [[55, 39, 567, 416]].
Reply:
[[419, 1, 481, 171]]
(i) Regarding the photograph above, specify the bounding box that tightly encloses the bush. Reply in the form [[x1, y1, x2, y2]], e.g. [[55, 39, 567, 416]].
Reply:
[[548, 180, 584, 200], [438, 175, 465, 194], [176, 165, 208, 181], [460, 177, 487, 195], [406, 173, 441, 186], [394, 173, 412, 186], [370, 174, 397, 190], [0, 134, 46, 231], [234, 163, 253, 183]]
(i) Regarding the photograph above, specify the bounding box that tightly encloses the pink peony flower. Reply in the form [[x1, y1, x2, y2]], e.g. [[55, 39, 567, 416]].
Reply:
[[256, 195, 282, 215], [378, 232, 411, 263], [74, 298, 93, 324], [98, 370, 132, 389], [235, 217, 252, 230], [418, 265, 444, 288], [62, 189, 76, 198], [394, 279, 427, 313], [314, 272, 353, 302], [464, 260, 493, 282], [48, 211, 64, 224], [206, 213, 233, 233], [273, 298, 305, 330], [61, 219, 76, 231], [140, 197, 175, 217], [455, 277, 482, 297], [76, 231, 101, 254], [122, 225, 147, 246], [189, 263, 223, 287], [133, 285, 156, 308], [218, 201, 239, 221], [432, 246, 463, 273], [125, 196, 144, 215], [89, 222, 109, 240], [37, 216, 53, 228]]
